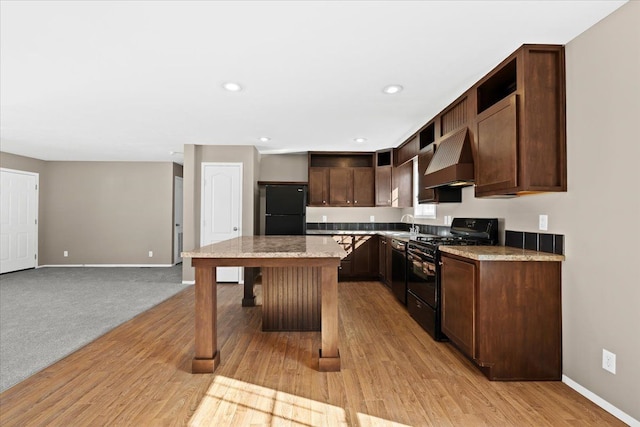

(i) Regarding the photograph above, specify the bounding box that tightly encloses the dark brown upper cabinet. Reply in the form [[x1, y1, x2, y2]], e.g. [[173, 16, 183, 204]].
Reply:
[[392, 160, 413, 208], [308, 152, 375, 207], [472, 45, 566, 197], [417, 144, 462, 204], [375, 150, 393, 207], [395, 135, 419, 166]]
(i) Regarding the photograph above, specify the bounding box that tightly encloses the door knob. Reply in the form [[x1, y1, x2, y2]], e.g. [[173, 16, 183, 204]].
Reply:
[[233, 227, 238, 231]]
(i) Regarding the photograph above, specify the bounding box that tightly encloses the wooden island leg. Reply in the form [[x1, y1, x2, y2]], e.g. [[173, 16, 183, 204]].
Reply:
[[192, 263, 220, 373], [242, 267, 257, 307], [318, 265, 340, 371]]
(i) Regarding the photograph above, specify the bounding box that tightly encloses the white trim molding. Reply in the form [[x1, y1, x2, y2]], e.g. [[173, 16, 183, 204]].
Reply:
[[39, 264, 175, 268], [562, 375, 639, 427]]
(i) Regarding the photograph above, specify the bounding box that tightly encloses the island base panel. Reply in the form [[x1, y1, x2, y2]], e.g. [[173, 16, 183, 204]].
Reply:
[[192, 352, 221, 374], [318, 349, 341, 372], [262, 266, 321, 331]]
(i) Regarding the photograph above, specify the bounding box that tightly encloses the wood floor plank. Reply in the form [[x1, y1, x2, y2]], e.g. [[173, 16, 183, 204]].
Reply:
[[0, 280, 627, 426]]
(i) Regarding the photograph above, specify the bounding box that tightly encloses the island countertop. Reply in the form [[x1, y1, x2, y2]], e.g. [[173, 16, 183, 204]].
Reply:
[[439, 245, 565, 262], [182, 235, 347, 259]]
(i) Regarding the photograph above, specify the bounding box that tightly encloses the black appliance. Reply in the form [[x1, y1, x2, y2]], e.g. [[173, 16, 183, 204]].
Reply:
[[390, 238, 408, 305], [265, 185, 307, 235], [407, 218, 498, 341]]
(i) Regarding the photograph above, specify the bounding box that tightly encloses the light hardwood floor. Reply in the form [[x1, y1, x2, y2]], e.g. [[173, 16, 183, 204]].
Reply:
[[0, 280, 624, 426]]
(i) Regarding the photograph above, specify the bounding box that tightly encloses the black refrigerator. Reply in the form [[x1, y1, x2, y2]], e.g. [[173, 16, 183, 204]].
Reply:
[[265, 185, 307, 235]]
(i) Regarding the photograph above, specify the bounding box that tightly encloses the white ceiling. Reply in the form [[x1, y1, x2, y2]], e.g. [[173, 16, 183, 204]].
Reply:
[[0, 1, 627, 163]]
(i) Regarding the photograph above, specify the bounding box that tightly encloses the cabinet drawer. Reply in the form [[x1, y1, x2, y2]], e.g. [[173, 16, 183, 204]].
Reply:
[[407, 293, 436, 337]]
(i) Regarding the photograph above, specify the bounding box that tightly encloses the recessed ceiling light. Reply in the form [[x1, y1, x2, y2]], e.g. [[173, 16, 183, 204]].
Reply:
[[259, 137, 271, 143], [222, 82, 243, 92], [382, 84, 403, 94], [354, 137, 367, 144]]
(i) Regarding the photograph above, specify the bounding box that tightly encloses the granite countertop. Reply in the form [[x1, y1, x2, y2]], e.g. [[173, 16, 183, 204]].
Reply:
[[439, 245, 565, 262], [182, 235, 348, 259]]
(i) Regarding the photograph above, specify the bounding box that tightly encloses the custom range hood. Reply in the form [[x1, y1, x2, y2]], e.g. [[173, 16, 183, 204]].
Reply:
[[424, 127, 474, 188]]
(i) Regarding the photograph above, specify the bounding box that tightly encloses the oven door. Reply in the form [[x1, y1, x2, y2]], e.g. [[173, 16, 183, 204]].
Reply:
[[406, 252, 437, 308]]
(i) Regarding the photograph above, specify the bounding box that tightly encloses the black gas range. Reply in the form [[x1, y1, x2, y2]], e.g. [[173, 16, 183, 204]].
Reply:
[[406, 218, 498, 341]]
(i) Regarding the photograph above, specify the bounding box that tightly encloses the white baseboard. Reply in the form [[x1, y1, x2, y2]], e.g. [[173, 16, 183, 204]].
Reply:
[[39, 264, 175, 268], [562, 375, 639, 426]]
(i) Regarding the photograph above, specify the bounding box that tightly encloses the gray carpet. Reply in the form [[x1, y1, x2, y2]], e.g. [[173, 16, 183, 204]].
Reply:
[[0, 266, 189, 392]]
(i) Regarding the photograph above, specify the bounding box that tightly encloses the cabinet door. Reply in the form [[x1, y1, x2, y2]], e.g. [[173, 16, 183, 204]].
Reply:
[[475, 94, 519, 195], [417, 150, 436, 203], [385, 237, 392, 286], [375, 166, 392, 206], [352, 235, 377, 276], [308, 168, 329, 206], [392, 161, 413, 208], [328, 168, 353, 206], [378, 237, 387, 280], [332, 235, 353, 278], [441, 255, 476, 358], [353, 168, 374, 207]]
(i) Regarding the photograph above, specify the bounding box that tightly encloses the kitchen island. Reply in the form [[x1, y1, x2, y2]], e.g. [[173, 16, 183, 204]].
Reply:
[[182, 235, 346, 373]]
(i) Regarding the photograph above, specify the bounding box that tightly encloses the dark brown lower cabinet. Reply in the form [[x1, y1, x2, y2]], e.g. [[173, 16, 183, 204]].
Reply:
[[333, 235, 379, 281], [441, 253, 562, 380], [378, 236, 389, 285]]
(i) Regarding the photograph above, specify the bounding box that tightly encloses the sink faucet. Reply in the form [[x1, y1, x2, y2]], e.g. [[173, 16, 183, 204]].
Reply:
[[400, 214, 419, 237]]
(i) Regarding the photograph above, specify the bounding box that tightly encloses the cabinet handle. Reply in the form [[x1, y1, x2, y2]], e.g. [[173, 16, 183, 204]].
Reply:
[[347, 200, 350, 204], [354, 200, 358, 204], [323, 200, 326, 204]]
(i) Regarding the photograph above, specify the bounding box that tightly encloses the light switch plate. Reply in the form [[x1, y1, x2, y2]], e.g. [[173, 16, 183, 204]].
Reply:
[[539, 215, 548, 231], [322, 215, 327, 223], [370, 215, 375, 222]]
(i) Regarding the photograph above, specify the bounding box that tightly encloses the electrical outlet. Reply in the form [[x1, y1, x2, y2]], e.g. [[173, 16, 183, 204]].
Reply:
[[370, 215, 375, 222], [63, 250, 68, 257], [148, 251, 153, 258], [602, 349, 616, 374], [322, 215, 327, 223], [539, 214, 548, 231]]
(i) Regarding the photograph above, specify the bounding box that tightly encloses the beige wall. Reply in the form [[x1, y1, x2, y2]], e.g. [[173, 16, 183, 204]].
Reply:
[[41, 162, 175, 265], [259, 153, 308, 182], [182, 144, 259, 282], [1, 154, 178, 266]]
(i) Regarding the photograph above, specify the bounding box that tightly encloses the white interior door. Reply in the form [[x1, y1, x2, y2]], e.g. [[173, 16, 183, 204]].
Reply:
[[174, 176, 183, 264], [201, 163, 242, 282], [0, 169, 38, 274]]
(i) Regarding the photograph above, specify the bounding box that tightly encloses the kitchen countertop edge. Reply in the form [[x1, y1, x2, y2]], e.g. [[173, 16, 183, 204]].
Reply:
[[182, 235, 347, 259], [439, 245, 565, 262]]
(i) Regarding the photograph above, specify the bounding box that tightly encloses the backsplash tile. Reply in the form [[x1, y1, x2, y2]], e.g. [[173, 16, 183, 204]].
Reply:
[[539, 233, 554, 253], [305, 222, 450, 235], [505, 229, 564, 255], [524, 232, 539, 251], [505, 231, 524, 249], [554, 235, 564, 255]]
